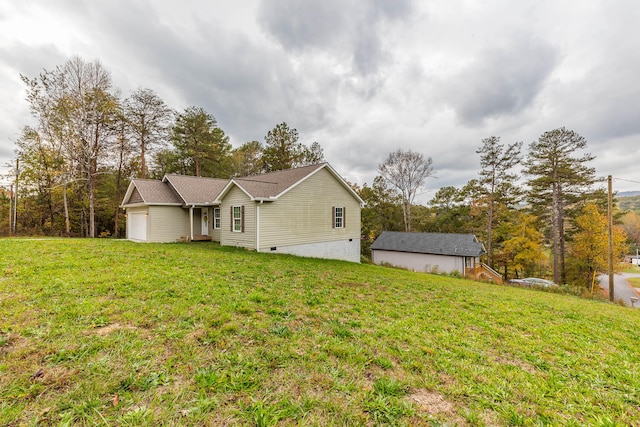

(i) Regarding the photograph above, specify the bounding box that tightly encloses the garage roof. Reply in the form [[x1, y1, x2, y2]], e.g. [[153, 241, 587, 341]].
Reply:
[[371, 231, 486, 257]]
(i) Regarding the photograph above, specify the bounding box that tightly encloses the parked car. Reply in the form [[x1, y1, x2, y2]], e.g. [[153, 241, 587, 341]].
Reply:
[[509, 277, 558, 288]]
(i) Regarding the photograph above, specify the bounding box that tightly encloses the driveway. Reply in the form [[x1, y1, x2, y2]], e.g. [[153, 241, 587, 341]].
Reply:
[[598, 273, 640, 308]]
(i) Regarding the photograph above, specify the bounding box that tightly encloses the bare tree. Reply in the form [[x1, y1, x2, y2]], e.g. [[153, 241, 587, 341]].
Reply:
[[378, 148, 434, 232], [21, 56, 119, 237]]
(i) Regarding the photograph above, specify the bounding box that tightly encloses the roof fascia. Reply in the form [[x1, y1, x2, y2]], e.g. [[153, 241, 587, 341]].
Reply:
[[120, 202, 183, 208]]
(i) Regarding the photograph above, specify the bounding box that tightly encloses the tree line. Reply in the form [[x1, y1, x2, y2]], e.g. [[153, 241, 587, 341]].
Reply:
[[362, 130, 632, 288], [2, 56, 636, 288], [2, 56, 323, 239]]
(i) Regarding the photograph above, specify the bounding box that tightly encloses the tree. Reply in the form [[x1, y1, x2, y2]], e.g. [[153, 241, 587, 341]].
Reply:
[[496, 211, 547, 280], [358, 176, 403, 257], [111, 112, 137, 237], [569, 203, 628, 287], [378, 148, 434, 232], [261, 122, 324, 171], [123, 88, 173, 178], [476, 136, 523, 267], [425, 185, 472, 234], [14, 127, 63, 234], [523, 127, 597, 285], [21, 56, 120, 237], [171, 107, 231, 177], [622, 210, 640, 256], [230, 141, 263, 177]]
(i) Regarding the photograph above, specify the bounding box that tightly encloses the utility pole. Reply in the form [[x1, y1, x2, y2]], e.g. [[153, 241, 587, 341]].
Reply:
[[608, 175, 614, 302], [8, 183, 13, 237], [13, 159, 19, 236]]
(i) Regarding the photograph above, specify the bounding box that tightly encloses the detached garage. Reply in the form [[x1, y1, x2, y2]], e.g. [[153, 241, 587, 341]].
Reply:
[[371, 231, 486, 277]]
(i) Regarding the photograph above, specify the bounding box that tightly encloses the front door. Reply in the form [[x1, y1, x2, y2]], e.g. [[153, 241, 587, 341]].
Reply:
[[201, 208, 209, 236]]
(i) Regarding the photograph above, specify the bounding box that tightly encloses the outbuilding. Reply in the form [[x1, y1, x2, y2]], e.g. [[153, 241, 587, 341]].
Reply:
[[371, 231, 494, 279]]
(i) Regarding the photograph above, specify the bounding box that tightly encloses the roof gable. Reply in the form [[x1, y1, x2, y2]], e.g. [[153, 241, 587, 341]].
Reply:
[[163, 174, 228, 205], [121, 179, 183, 206], [371, 231, 485, 257]]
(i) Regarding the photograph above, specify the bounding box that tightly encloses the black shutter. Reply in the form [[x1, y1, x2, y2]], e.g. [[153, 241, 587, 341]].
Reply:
[[241, 206, 245, 233], [332, 207, 336, 228], [230, 206, 233, 232], [343, 206, 346, 228]]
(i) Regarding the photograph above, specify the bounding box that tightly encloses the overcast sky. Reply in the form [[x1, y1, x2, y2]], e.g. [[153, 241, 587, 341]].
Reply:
[[1, 0, 639, 199]]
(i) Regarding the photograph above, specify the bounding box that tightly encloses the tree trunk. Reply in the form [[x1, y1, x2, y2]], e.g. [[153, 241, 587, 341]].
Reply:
[[558, 190, 566, 285], [552, 182, 561, 284], [141, 131, 146, 179], [63, 181, 70, 236], [487, 188, 495, 267]]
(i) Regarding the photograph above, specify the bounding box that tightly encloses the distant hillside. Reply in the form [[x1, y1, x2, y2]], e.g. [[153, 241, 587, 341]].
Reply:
[[618, 195, 640, 212], [618, 191, 640, 197]]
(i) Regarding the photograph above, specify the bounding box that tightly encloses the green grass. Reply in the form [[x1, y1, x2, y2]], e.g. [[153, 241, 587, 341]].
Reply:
[[1, 239, 640, 425], [628, 278, 640, 289], [624, 265, 640, 274]]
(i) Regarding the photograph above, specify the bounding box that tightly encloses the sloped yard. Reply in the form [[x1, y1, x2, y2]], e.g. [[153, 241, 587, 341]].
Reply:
[[1, 239, 639, 425]]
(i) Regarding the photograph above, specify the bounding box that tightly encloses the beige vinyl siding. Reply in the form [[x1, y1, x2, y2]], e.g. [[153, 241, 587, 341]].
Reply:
[[258, 168, 361, 251], [211, 207, 221, 242], [147, 205, 190, 242], [220, 186, 256, 249], [372, 249, 464, 274]]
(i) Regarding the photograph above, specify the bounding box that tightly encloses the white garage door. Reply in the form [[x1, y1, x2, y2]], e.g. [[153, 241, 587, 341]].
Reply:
[[128, 212, 147, 241]]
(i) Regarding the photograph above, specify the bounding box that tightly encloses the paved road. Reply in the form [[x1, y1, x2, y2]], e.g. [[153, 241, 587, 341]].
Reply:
[[598, 273, 640, 308]]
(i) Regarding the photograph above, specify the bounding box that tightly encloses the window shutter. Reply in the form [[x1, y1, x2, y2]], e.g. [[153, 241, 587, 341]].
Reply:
[[343, 206, 346, 228], [332, 207, 336, 228], [241, 206, 245, 233], [230, 206, 233, 232]]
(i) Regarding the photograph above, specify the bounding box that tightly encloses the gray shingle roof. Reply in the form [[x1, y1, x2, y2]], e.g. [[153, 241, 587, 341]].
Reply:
[[127, 179, 182, 205], [163, 174, 228, 205], [122, 163, 345, 207], [371, 231, 485, 257]]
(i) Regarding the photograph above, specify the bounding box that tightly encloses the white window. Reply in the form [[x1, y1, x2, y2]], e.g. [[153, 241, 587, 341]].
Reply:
[[213, 208, 221, 229], [333, 206, 345, 229], [232, 206, 244, 232]]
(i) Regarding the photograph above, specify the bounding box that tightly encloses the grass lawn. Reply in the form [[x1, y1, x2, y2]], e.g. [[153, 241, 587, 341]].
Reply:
[[1, 239, 640, 426], [623, 265, 640, 274]]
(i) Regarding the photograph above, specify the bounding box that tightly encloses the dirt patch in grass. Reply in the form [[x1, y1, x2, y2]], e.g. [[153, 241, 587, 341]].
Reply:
[[408, 389, 455, 416], [36, 366, 79, 391], [91, 323, 140, 336], [493, 355, 538, 375]]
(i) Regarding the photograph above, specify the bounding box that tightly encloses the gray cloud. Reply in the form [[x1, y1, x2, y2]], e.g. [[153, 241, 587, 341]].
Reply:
[[257, 0, 413, 74], [444, 36, 558, 125], [2, 1, 640, 194]]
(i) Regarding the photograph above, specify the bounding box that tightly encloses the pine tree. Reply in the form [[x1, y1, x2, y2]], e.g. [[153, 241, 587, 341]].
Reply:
[[523, 127, 597, 285], [476, 136, 523, 267]]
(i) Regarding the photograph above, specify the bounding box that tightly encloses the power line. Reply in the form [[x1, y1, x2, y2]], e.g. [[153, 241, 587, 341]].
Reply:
[[613, 177, 640, 185]]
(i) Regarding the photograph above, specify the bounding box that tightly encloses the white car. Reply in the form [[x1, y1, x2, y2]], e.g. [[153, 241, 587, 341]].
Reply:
[[509, 277, 558, 288]]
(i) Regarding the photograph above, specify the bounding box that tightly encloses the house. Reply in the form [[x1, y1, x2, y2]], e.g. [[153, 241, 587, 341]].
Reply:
[[370, 231, 497, 280], [120, 163, 363, 262]]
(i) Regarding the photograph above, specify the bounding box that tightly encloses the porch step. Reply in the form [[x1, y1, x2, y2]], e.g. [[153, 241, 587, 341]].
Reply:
[[178, 236, 212, 242]]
